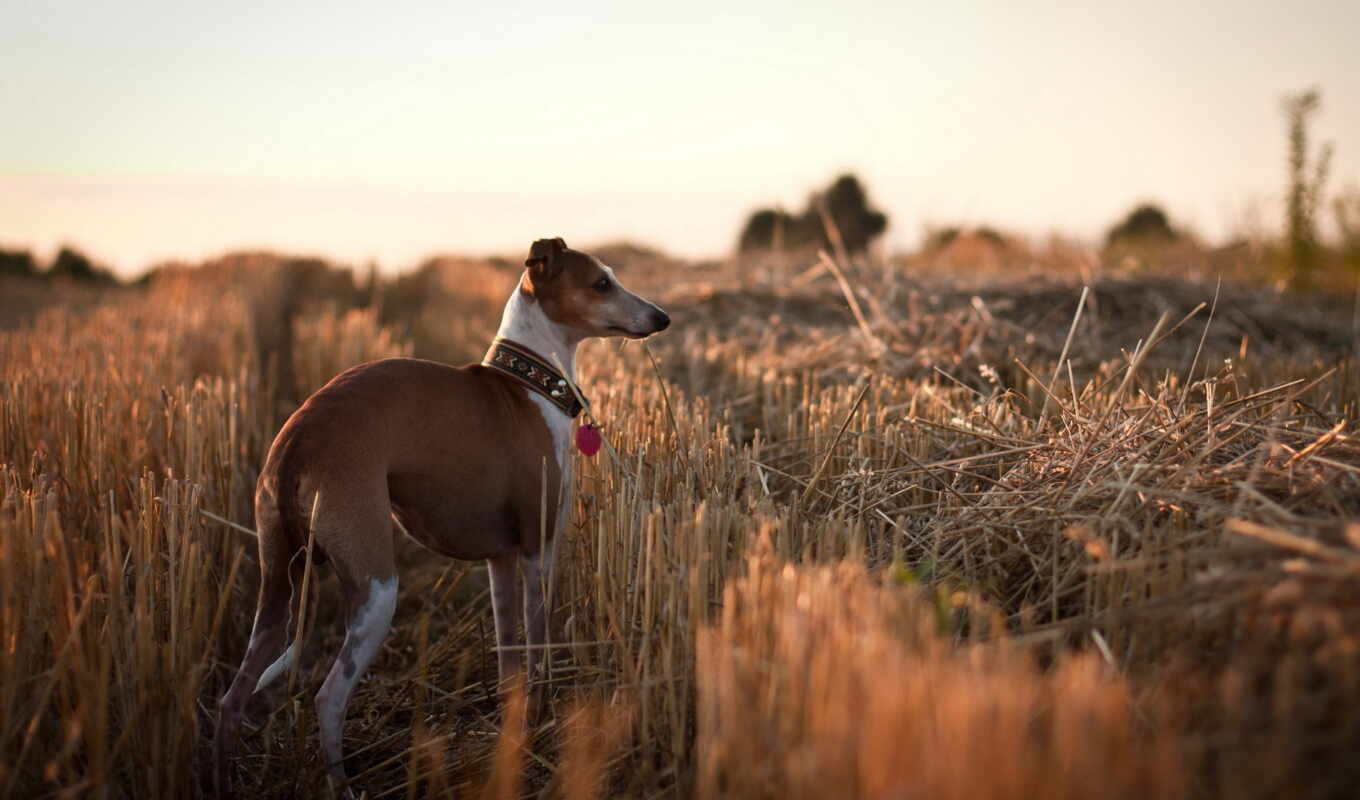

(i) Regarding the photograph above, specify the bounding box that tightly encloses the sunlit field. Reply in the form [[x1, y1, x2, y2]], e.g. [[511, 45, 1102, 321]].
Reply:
[[2, 236, 1359, 799]]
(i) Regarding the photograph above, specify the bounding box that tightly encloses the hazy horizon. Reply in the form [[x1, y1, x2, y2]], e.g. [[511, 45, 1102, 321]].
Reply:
[[3, 0, 1358, 276]]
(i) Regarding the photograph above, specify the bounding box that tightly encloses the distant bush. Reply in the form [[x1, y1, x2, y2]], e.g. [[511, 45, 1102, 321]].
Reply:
[[924, 226, 961, 250], [1105, 204, 1179, 248], [738, 209, 790, 253], [973, 226, 1006, 247], [738, 173, 888, 255], [49, 246, 117, 284], [921, 225, 1025, 273], [0, 248, 38, 279], [924, 225, 1014, 251]]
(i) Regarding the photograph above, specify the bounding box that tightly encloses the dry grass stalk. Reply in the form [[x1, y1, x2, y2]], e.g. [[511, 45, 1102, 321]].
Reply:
[[1, 248, 1358, 798], [1038, 284, 1089, 426], [697, 545, 1185, 799], [479, 681, 526, 800], [556, 699, 632, 800]]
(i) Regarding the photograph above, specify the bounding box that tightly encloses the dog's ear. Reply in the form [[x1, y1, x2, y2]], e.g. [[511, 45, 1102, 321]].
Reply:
[[525, 237, 568, 283]]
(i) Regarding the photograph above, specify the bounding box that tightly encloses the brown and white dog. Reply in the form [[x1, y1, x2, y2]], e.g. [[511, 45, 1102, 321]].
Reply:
[[214, 238, 669, 792]]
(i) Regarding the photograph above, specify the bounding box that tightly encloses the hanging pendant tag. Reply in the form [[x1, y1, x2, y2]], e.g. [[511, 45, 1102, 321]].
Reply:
[[575, 423, 602, 457]]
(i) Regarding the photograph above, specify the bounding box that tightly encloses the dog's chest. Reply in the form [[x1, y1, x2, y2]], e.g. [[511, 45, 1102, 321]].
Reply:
[[524, 391, 573, 474]]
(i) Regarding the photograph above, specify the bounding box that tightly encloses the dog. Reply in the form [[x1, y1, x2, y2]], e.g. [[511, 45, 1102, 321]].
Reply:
[[213, 237, 669, 793]]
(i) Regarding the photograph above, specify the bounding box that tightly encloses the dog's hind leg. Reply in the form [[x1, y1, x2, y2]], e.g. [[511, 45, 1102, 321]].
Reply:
[[214, 513, 307, 796], [312, 491, 398, 785]]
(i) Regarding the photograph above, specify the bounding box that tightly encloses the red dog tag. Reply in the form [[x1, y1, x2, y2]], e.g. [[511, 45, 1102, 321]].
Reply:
[[575, 423, 602, 457]]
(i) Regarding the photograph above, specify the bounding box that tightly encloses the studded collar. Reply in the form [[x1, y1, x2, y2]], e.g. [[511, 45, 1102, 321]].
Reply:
[[481, 337, 586, 418]]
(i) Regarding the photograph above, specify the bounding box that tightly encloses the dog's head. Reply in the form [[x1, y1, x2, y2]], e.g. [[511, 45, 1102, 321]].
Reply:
[[520, 237, 670, 340]]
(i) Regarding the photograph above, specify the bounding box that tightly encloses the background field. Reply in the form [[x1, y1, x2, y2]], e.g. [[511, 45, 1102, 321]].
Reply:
[[2, 236, 1359, 799]]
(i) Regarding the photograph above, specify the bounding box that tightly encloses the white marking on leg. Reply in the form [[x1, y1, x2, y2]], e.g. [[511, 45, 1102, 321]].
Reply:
[[316, 576, 398, 775], [254, 642, 296, 693]]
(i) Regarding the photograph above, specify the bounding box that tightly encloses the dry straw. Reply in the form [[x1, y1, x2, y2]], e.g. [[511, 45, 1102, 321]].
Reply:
[[1, 248, 1358, 798]]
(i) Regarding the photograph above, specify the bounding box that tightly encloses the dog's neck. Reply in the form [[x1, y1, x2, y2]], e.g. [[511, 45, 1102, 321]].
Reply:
[[490, 285, 582, 382]]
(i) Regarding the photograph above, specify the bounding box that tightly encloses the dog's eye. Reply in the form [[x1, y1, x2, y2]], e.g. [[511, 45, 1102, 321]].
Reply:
[[592, 277, 611, 293]]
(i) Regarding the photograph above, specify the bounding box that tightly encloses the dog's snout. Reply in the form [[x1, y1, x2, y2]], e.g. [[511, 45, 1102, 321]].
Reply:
[[651, 309, 671, 332]]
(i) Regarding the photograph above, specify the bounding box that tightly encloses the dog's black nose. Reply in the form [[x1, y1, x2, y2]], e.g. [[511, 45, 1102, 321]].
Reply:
[[652, 310, 671, 331]]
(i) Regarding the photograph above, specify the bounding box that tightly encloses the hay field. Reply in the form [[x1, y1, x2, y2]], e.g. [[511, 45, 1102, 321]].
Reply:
[[2, 245, 1359, 799]]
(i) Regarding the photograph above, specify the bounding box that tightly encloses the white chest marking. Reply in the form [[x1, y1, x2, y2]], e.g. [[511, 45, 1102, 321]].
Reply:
[[526, 390, 572, 472], [492, 279, 581, 536], [525, 389, 575, 537]]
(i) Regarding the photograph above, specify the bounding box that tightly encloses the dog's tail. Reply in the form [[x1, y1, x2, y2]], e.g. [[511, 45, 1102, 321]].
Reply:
[[198, 432, 326, 570], [261, 430, 327, 566]]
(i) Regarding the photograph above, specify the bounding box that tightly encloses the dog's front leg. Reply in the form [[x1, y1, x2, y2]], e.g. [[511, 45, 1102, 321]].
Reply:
[[520, 536, 557, 721], [487, 551, 522, 692]]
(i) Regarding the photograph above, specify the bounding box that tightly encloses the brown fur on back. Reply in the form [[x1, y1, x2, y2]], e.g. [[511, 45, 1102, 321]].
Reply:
[[255, 357, 563, 568]]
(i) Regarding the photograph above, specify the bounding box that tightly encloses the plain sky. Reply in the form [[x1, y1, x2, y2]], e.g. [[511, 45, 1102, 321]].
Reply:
[[1, 0, 1357, 276]]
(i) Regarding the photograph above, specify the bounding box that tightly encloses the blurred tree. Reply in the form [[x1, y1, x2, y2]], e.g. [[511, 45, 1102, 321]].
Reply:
[[738, 209, 788, 253], [1105, 204, 1179, 248], [0, 248, 38, 278], [1281, 89, 1332, 288], [738, 173, 888, 255], [49, 246, 116, 284], [817, 174, 889, 253]]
